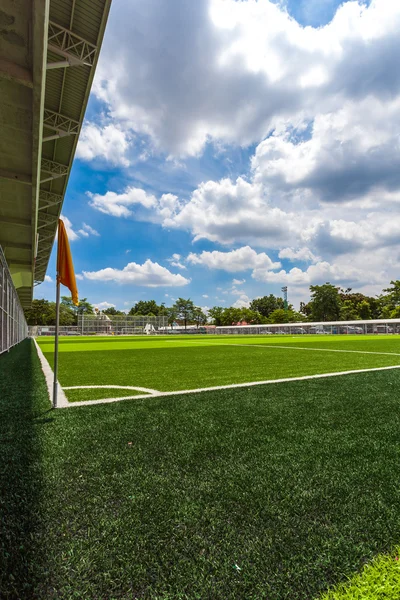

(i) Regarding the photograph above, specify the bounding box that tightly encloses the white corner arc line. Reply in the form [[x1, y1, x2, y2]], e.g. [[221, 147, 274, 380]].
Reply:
[[33, 338, 69, 408], [63, 384, 160, 395], [62, 363, 400, 408]]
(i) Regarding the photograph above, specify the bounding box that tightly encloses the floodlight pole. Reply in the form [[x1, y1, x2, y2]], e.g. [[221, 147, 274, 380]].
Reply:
[[281, 286, 288, 311], [53, 277, 60, 408]]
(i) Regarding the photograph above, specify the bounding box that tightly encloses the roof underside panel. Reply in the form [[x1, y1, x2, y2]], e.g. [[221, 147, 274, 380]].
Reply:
[[0, 0, 111, 307], [35, 0, 111, 285]]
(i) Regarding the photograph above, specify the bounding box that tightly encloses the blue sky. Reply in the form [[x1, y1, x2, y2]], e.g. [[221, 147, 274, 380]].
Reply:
[[36, 0, 400, 312]]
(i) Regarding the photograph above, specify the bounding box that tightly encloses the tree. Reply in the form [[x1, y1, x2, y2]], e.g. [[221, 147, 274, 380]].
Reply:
[[250, 295, 285, 318], [339, 300, 360, 321], [299, 301, 312, 319], [338, 289, 378, 320], [24, 299, 53, 325], [166, 307, 177, 329], [102, 307, 124, 316], [309, 283, 341, 321], [379, 281, 400, 318], [193, 307, 207, 328], [208, 306, 224, 326], [61, 296, 94, 316], [357, 300, 372, 320], [268, 308, 302, 324], [129, 300, 162, 316], [172, 298, 195, 329], [24, 298, 76, 326]]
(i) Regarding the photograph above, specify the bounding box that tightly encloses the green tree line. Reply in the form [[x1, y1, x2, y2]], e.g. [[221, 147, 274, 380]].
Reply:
[[25, 281, 400, 326]]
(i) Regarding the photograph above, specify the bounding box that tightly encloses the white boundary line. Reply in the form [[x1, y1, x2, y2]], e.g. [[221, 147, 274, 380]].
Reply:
[[33, 338, 400, 409], [62, 364, 400, 408], [33, 338, 69, 408], [165, 339, 400, 357], [230, 343, 400, 357]]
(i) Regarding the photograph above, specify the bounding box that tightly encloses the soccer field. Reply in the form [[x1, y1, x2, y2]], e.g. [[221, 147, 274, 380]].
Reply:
[[37, 334, 400, 404]]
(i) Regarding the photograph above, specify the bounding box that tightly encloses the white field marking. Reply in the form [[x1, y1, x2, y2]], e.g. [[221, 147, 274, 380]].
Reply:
[[157, 339, 400, 357], [63, 384, 159, 394], [230, 343, 400, 357], [33, 338, 69, 408], [60, 363, 400, 409]]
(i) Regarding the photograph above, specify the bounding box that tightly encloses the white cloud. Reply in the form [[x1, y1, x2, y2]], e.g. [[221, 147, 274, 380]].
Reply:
[[167, 253, 187, 270], [278, 247, 319, 262], [88, 187, 158, 218], [83, 259, 190, 287], [82, 223, 100, 236], [75, 274, 84, 281], [232, 278, 246, 285], [60, 216, 99, 242], [83, 0, 400, 296], [93, 0, 400, 156], [232, 294, 251, 309], [44, 275, 52, 283], [187, 246, 280, 272], [60, 215, 79, 241], [76, 122, 131, 166], [94, 301, 116, 310], [202, 294, 209, 298]]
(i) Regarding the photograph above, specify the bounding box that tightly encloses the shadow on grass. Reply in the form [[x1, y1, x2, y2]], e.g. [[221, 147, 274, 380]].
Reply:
[[0, 340, 50, 599]]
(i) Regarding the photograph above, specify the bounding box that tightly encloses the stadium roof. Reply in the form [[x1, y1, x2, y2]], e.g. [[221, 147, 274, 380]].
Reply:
[[0, 0, 111, 308]]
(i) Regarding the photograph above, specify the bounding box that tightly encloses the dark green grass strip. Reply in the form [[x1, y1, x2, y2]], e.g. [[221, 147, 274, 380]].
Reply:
[[0, 340, 50, 599], [65, 387, 149, 403], [3, 339, 400, 598], [43, 344, 400, 391]]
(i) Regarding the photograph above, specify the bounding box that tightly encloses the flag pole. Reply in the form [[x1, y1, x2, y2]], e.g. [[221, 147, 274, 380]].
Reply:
[[53, 275, 60, 408]]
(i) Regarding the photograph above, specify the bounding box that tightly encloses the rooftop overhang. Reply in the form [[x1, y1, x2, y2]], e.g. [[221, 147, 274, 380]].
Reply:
[[0, 0, 111, 308]]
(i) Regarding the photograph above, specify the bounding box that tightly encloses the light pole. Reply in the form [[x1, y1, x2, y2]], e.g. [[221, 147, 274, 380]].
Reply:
[[281, 286, 288, 311]]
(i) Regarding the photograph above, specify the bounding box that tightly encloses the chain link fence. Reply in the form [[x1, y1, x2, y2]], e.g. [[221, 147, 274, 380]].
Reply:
[[0, 246, 28, 354]]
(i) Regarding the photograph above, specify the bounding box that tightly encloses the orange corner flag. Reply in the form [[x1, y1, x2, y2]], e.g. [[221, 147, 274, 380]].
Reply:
[[57, 219, 78, 306]]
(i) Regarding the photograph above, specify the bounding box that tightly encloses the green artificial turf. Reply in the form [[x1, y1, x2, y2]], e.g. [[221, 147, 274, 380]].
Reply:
[[3, 339, 400, 598], [321, 549, 400, 599], [37, 334, 400, 394], [65, 387, 149, 402]]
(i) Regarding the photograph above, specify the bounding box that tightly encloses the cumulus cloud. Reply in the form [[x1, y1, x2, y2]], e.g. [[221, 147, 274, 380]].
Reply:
[[88, 187, 181, 221], [84, 0, 400, 295], [95, 301, 116, 310], [278, 247, 319, 262], [93, 0, 400, 156], [187, 246, 280, 272], [232, 294, 251, 309], [44, 275, 52, 283], [83, 259, 190, 287], [167, 253, 187, 269], [76, 122, 132, 166]]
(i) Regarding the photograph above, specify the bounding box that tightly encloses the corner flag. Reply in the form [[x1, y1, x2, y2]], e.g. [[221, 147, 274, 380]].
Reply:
[[57, 219, 78, 305], [53, 219, 79, 407]]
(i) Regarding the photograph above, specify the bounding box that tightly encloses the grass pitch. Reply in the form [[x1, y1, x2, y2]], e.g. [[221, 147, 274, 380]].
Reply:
[[37, 334, 400, 402], [2, 339, 400, 599]]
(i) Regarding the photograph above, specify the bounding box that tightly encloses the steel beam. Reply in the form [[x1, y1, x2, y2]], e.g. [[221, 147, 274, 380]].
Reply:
[[47, 21, 97, 68], [38, 190, 63, 209]]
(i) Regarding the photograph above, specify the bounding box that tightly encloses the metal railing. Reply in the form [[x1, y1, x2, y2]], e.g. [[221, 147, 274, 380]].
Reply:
[[0, 246, 28, 354]]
